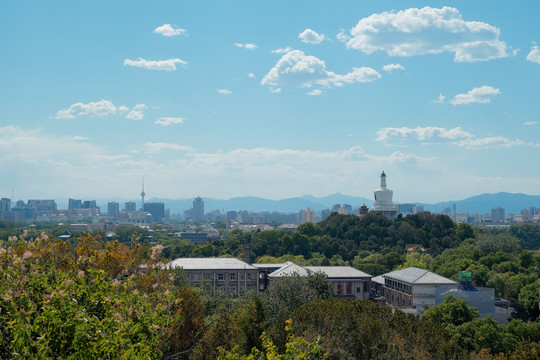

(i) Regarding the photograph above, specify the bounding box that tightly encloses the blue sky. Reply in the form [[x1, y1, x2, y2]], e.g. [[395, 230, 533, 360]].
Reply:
[[1, 1, 539, 203]]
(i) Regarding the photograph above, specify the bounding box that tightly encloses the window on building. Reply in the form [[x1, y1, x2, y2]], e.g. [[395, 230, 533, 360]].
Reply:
[[230, 273, 236, 280], [192, 273, 200, 281], [337, 282, 343, 295], [345, 282, 352, 295], [217, 273, 224, 280], [205, 273, 212, 281], [247, 273, 252, 280], [363, 281, 369, 293]]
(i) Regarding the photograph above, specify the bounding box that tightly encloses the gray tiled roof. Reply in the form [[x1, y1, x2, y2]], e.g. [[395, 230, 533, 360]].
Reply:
[[382, 267, 456, 285], [168, 257, 259, 270], [306, 266, 371, 278], [268, 262, 310, 277]]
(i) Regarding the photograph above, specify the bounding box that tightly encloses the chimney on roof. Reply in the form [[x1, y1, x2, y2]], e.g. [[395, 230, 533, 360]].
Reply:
[[243, 239, 252, 264]]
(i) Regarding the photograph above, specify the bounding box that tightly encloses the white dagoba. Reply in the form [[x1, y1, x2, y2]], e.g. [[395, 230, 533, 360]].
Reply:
[[369, 171, 398, 219]]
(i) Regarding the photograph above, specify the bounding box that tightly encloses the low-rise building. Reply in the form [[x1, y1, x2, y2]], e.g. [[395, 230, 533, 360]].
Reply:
[[168, 257, 267, 295], [381, 267, 456, 310], [258, 262, 372, 300]]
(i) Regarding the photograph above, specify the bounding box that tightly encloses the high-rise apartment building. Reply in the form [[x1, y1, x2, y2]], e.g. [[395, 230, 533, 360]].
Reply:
[[491, 207, 505, 222], [108, 201, 120, 217], [68, 198, 82, 210], [144, 202, 165, 223], [193, 196, 204, 222], [125, 201, 136, 211]]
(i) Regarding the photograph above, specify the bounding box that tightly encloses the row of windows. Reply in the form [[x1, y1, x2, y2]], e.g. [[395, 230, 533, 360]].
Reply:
[[189, 272, 255, 282]]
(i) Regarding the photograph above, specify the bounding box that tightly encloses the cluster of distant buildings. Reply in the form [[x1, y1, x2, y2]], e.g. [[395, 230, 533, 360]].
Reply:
[[1, 172, 539, 227]]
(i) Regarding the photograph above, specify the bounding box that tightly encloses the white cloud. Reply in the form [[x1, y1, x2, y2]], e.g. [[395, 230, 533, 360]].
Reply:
[[144, 142, 194, 154], [272, 47, 292, 54], [382, 63, 405, 72], [450, 86, 501, 105], [336, 30, 349, 43], [155, 117, 184, 126], [124, 58, 187, 71], [261, 50, 381, 90], [524, 121, 538, 126], [125, 104, 147, 120], [299, 29, 326, 44], [526, 45, 540, 64], [307, 89, 322, 96], [269, 88, 281, 93], [377, 126, 524, 150], [234, 43, 257, 49], [433, 94, 446, 103], [56, 99, 117, 119], [376, 126, 473, 142], [217, 89, 232, 95], [248, 73, 256, 78], [118, 105, 129, 113], [72, 136, 88, 141], [346, 6, 509, 62], [153, 24, 186, 37], [454, 137, 524, 149]]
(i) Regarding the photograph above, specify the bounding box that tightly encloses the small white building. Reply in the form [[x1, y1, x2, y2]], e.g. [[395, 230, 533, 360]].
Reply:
[[381, 267, 456, 309]]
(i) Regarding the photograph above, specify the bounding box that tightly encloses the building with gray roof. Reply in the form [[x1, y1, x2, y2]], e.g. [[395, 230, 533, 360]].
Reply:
[[381, 267, 456, 310], [257, 262, 372, 299], [168, 257, 267, 295]]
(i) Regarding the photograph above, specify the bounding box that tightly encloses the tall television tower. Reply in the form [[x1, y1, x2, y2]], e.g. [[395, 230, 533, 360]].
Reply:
[[141, 178, 146, 210]]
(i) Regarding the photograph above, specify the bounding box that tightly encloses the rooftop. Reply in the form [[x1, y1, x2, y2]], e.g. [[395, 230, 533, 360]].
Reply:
[[168, 257, 259, 270], [306, 266, 371, 278], [383, 267, 456, 285]]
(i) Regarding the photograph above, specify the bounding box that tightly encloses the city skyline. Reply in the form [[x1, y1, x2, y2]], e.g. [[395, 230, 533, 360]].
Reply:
[[1, 1, 539, 203]]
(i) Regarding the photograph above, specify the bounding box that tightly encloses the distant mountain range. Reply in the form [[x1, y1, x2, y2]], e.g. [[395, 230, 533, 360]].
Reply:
[[56, 192, 540, 215]]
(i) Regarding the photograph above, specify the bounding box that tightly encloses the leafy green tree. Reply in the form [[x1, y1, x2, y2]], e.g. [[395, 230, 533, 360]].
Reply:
[[423, 295, 479, 327], [218, 320, 327, 360], [262, 273, 333, 349]]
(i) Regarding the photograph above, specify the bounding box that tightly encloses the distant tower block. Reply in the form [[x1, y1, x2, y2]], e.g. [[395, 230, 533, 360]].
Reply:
[[369, 171, 398, 219]]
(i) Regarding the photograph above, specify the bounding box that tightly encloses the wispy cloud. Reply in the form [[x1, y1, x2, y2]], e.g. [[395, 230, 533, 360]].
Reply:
[[433, 94, 446, 103], [56, 100, 117, 119], [155, 117, 185, 126], [346, 6, 509, 62], [234, 43, 257, 49], [376, 126, 473, 142], [524, 121, 538, 126], [272, 46, 292, 54], [217, 89, 232, 95], [261, 50, 381, 91], [526, 45, 540, 64], [153, 24, 187, 37], [56, 100, 147, 120], [248, 73, 256, 79], [298, 29, 326, 44], [307, 89, 322, 96], [123, 58, 187, 71], [382, 64, 405, 72], [377, 126, 524, 150], [144, 142, 194, 154], [450, 86, 501, 105], [125, 104, 147, 120]]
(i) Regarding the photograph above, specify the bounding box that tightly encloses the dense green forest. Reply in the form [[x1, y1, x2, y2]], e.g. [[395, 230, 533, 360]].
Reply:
[[1, 213, 539, 359]]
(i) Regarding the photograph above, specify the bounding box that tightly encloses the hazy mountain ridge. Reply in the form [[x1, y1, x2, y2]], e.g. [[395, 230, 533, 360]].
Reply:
[[53, 192, 540, 215]]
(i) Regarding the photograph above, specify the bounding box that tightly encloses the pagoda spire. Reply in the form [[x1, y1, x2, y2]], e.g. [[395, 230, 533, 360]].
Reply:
[[380, 171, 387, 188]]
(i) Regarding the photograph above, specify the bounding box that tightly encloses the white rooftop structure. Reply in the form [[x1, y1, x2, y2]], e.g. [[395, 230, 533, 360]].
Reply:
[[369, 171, 398, 219], [306, 266, 371, 279], [383, 267, 457, 286], [267, 262, 310, 277], [168, 257, 259, 270]]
